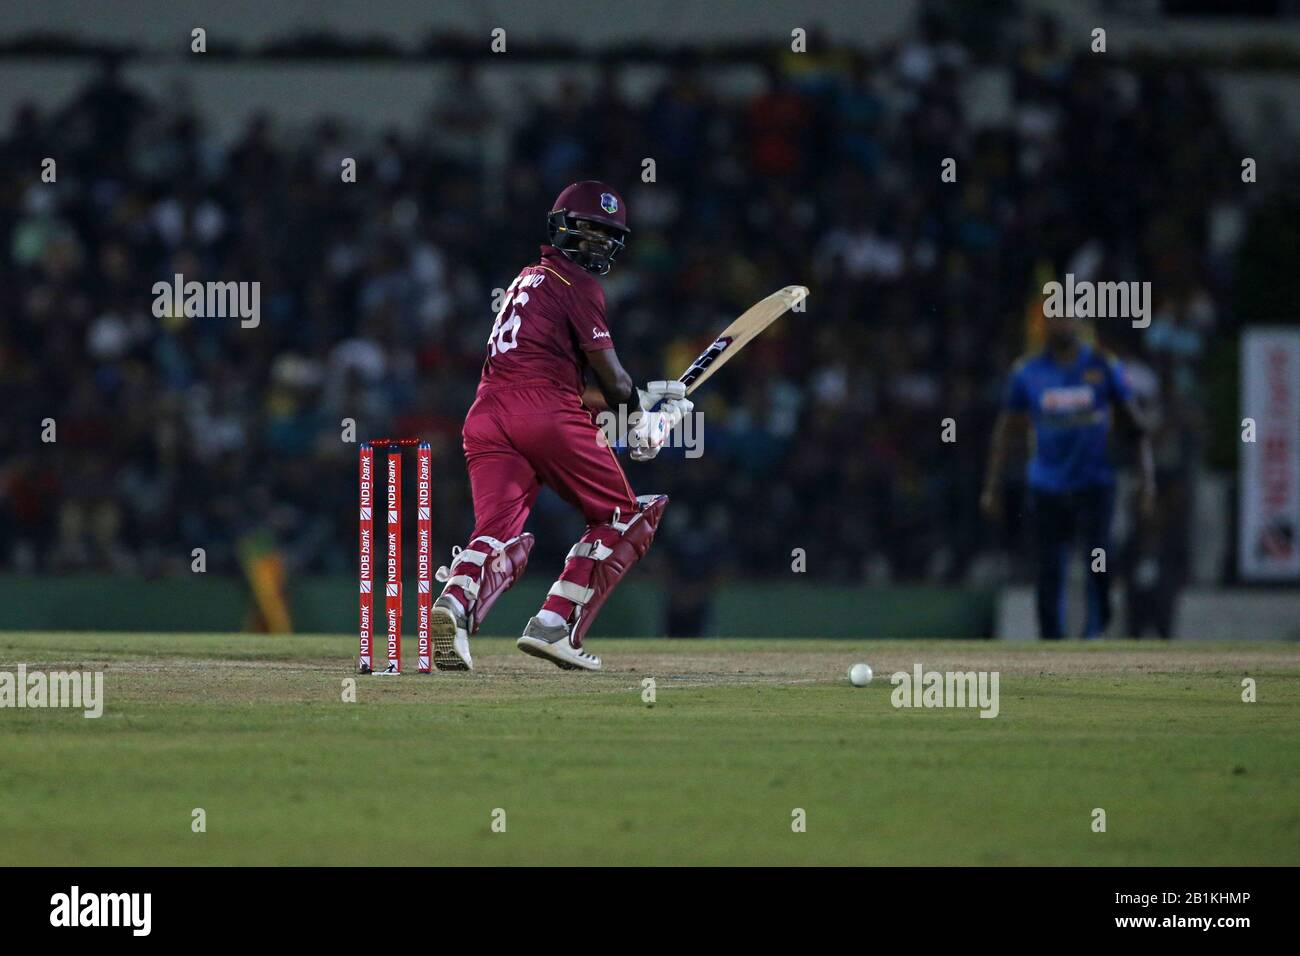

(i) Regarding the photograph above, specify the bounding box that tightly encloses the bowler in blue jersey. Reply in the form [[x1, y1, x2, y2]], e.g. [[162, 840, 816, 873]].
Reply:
[[982, 316, 1155, 638]]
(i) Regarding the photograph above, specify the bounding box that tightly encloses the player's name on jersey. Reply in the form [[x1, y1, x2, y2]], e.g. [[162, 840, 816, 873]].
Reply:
[[1042, 273, 1151, 328]]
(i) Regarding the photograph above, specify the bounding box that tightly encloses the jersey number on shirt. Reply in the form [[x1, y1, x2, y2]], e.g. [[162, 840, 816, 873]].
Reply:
[[488, 272, 545, 357], [487, 291, 525, 356]]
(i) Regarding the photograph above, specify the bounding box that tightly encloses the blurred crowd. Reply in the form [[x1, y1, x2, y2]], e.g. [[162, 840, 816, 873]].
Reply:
[[0, 15, 1269, 589]]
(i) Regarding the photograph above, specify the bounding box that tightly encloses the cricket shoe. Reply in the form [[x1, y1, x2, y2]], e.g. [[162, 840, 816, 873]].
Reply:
[[516, 617, 601, 672], [430, 596, 472, 671]]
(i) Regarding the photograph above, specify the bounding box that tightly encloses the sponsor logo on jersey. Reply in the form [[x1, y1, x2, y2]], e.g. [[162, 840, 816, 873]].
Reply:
[[1040, 385, 1095, 413], [592, 328, 611, 339]]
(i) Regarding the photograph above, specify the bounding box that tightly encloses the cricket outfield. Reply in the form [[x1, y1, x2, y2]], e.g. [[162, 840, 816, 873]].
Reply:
[[1, 633, 1297, 866]]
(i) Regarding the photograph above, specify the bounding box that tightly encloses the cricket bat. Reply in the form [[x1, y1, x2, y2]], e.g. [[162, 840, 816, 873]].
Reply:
[[677, 285, 808, 395]]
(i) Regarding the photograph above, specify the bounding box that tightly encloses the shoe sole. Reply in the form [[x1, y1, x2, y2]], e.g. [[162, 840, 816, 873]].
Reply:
[[516, 636, 600, 671], [430, 607, 471, 671]]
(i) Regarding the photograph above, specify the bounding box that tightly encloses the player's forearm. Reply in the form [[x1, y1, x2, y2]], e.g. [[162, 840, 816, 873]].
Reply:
[[983, 417, 1011, 490], [587, 348, 636, 408], [597, 375, 635, 409]]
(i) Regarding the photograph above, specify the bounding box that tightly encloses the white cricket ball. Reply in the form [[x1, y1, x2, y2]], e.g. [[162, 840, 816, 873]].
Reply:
[[848, 663, 873, 687]]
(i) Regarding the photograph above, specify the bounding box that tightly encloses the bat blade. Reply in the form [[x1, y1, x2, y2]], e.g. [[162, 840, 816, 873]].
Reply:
[[678, 285, 807, 395]]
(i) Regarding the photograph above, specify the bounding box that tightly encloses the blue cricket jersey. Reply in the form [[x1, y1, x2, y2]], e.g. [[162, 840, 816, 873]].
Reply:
[[1004, 345, 1131, 492]]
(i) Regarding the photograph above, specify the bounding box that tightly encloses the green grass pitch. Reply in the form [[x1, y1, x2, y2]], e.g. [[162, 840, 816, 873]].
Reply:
[[2, 632, 1298, 865]]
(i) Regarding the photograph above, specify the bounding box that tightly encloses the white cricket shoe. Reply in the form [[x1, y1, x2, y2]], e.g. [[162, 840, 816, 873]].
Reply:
[[516, 617, 601, 671], [431, 597, 472, 671]]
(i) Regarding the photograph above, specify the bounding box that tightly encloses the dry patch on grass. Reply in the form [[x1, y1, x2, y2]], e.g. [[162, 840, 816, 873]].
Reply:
[[13, 640, 1293, 705], [19, 646, 1300, 686]]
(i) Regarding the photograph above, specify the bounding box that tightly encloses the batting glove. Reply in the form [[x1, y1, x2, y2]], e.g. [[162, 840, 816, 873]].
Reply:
[[637, 380, 687, 412]]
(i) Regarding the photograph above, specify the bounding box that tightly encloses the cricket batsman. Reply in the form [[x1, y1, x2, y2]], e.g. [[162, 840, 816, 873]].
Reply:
[[427, 181, 692, 671], [981, 314, 1155, 639]]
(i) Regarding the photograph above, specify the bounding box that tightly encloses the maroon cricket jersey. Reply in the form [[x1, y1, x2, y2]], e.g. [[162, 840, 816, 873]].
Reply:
[[478, 245, 613, 399]]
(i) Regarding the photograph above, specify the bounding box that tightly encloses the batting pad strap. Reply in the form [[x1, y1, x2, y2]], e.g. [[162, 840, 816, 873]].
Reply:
[[444, 574, 480, 598], [471, 534, 509, 552], [567, 540, 615, 562], [548, 580, 594, 606], [452, 549, 489, 568], [569, 495, 668, 648], [467, 533, 534, 635], [611, 494, 668, 533]]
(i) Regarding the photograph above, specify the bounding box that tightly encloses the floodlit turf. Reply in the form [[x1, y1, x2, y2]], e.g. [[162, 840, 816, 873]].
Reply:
[[1, 632, 1298, 866]]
